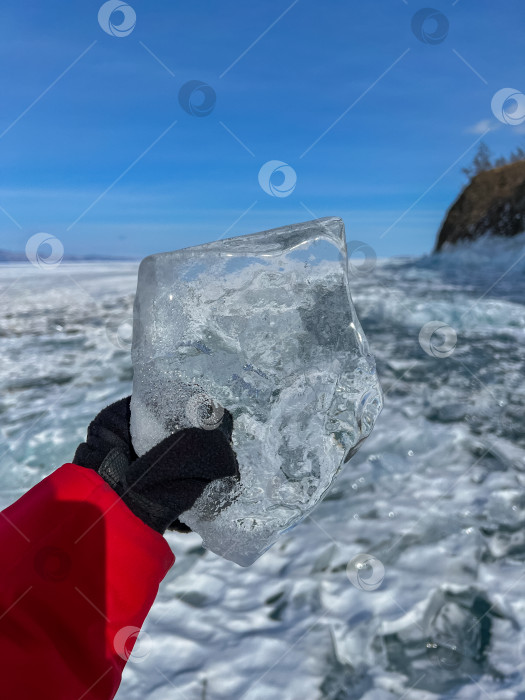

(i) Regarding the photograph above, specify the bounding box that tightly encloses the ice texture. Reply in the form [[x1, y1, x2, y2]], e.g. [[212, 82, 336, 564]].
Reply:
[[130, 217, 383, 565]]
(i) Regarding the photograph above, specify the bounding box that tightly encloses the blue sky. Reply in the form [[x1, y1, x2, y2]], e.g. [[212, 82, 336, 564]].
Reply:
[[0, 0, 524, 258]]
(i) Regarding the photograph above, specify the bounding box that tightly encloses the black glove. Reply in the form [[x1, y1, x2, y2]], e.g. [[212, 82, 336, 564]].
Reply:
[[73, 396, 240, 535]]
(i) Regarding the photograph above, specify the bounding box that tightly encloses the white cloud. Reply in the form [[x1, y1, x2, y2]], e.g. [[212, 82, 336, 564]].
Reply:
[[465, 119, 500, 134]]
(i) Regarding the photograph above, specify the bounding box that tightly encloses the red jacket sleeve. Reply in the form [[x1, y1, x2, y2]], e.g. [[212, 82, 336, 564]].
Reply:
[[0, 462, 175, 700]]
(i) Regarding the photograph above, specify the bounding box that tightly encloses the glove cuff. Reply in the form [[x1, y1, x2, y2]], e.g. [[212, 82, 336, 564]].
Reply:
[[99, 448, 173, 534]]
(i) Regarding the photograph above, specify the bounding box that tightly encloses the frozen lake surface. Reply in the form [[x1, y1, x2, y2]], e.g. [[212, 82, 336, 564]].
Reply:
[[1, 234, 524, 699]]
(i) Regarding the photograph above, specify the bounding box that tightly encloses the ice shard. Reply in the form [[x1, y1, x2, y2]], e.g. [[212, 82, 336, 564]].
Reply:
[[130, 217, 383, 565]]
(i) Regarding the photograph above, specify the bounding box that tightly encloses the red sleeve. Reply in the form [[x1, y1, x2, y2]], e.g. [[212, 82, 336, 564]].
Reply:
[[0, 462, 175, 700]]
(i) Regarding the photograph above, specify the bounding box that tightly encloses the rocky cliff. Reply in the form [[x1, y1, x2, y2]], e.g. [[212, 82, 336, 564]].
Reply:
[[434, 159, 525, 251]]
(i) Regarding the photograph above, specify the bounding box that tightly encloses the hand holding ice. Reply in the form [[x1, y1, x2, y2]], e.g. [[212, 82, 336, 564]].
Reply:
[[130, 217, 383, 565]]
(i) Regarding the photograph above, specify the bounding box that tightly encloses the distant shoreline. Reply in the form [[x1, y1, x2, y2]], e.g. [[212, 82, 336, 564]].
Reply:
[[0, 251, 139, 263]]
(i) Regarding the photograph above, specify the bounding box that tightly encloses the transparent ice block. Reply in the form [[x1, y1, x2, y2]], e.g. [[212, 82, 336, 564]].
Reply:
[[130, 217, 383, 565]]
